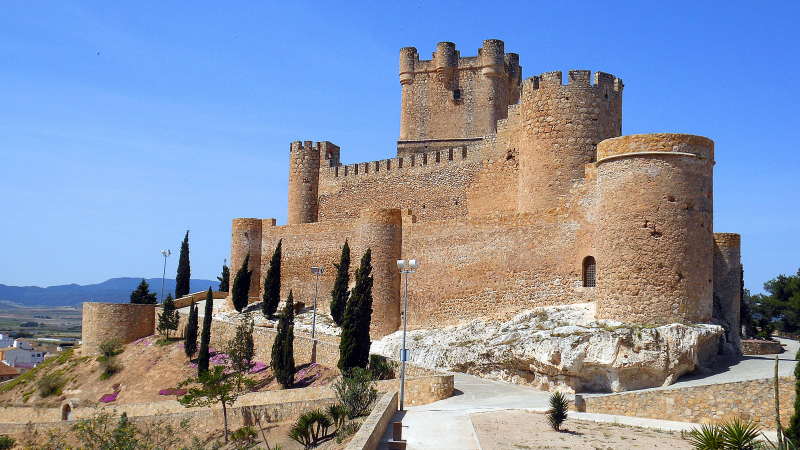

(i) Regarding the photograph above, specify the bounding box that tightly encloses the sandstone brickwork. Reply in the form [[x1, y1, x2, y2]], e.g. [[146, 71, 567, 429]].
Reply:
[[227, 39, 741, 343], [714, 233, 742, 352], [82, 303, 155, 356]]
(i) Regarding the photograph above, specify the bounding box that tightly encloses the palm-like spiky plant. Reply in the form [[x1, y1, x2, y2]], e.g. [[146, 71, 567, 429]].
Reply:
[[686, 423, 725, 450], [546, 391, 570, 431], [720, 418, 762, 450]]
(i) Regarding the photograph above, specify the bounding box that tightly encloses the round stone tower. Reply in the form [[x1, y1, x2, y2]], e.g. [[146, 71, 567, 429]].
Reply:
[[82, 303, 155, 356], [357, 208, 402, 339], [713, 232, 742, 352], [518, 70, 623, 215], [287, 141, 320, 225], [230, 218, 262, 302], [595, 134, 714, 324]]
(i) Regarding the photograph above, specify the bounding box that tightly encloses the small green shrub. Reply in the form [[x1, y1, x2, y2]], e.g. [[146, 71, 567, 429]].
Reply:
[[37, 372, 65, 398], [288, 410, 332, 449], [328, 403, 348, 431], [686, 418, 763, 450], [335, 420, 361, 444], [368, 354, 397, 380], [98, 339, 123, 359], [99, 358, 121, 380], [546, 391, 569, 431], [0, 435, 16, 450], [333, 367, 378, 419], [230, 425, 258, 449]]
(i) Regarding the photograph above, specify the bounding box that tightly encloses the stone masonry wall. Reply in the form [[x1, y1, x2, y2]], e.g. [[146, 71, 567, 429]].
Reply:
[[595, 134, 714, 324], [82, 303, 155, 356], [714, 233, 742, 352], [582, 376, 796, 426], [397, 40, 520, 154]]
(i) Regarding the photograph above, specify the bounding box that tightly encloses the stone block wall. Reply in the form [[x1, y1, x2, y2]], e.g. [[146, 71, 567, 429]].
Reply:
[[741, 340, 783, 355], [82, 303, 155, 356], [582, 376, 796, 426]]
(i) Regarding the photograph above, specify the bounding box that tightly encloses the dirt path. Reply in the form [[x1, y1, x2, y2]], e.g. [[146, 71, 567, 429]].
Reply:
[[471, 409, 693, 450]]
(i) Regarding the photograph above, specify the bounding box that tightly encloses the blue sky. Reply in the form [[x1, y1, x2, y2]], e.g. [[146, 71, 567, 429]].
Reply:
[[1, 1, 797, 294]]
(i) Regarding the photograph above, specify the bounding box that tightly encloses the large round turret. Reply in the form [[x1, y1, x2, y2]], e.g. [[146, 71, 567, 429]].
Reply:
[[288, 141, 320, 225], [518, 70, 623, 215], [595, 134, 714, 324]]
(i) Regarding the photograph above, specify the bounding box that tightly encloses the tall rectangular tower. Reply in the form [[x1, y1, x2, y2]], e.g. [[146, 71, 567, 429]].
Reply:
[[397, 39, 521, 157]]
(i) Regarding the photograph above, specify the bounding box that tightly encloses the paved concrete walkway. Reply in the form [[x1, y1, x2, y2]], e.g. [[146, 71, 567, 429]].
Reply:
[[378, 338, 799, 449]]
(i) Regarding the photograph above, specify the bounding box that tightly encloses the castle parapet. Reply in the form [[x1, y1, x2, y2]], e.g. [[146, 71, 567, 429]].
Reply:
[[324, 145, 474, 180]]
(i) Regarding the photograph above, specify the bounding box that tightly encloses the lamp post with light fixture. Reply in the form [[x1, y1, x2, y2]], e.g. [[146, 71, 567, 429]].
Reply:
[[160, 250, 171, 303], [396, 258, 418, 411], [311, 267, 324, 340]]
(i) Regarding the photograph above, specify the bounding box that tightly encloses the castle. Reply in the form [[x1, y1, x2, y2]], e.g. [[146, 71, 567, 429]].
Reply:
[[226, 39, 742, 352]]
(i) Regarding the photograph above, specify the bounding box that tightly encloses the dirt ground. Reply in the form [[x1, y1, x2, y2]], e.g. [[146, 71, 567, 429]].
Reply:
[[0, 335, 339, 408], [471, 409, 693, 450]]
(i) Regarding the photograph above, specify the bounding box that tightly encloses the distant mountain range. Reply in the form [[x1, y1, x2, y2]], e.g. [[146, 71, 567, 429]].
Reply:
[[0, 278, 220, 307]]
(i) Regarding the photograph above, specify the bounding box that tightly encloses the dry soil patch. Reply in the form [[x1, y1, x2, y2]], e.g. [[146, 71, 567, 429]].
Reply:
[[471, 409, 693, 450]]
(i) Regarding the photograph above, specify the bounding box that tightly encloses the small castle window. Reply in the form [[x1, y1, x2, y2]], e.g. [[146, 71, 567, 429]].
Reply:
[[453, 89, 461, 100], [583, 256, 596, 288]]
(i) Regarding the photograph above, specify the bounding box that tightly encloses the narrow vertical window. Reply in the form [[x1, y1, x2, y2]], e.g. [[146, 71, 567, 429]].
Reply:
[[583, 256, 596, 288]]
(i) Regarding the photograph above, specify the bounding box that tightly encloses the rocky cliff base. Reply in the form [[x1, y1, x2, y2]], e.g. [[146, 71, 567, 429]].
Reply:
[[371, 303, 723, 393]]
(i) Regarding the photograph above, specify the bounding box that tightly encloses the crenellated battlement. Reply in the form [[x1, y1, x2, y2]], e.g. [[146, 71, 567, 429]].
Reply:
[[324, 145, 475, 180], [522, 70, 623, 93]]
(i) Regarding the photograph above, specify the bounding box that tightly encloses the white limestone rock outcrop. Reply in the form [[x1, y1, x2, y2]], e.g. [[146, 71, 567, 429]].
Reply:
[[371, 303, 723, 393]]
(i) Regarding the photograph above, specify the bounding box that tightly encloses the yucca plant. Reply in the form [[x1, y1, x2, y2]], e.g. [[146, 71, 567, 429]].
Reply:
[[720, 418, 762, 450], [686, 423, 725, 450], [288, 410, 333, 449], [546, 391, 570, 431]]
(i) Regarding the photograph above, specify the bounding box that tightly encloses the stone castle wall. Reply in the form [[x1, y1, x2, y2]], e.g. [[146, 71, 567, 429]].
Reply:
[[713, 233, 742, 351], [397, 40, 521, 156], [82, 303, 155, 356], [595, 134, 715, 324]]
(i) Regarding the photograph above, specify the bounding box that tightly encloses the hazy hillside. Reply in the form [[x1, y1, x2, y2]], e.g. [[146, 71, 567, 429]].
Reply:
[[0, 278, 220, 307]]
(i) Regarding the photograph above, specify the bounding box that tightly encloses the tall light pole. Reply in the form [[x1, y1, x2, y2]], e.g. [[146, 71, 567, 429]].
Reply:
[[397, 258, 418, 411], [160, 249, 171, 303], [310, 267, 323, 340]]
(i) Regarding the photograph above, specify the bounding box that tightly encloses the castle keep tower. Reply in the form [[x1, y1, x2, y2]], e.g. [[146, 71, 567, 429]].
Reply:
[[518, 70, 623, 215], [398, 40, 522, 156], [595, 134, 714, 324]]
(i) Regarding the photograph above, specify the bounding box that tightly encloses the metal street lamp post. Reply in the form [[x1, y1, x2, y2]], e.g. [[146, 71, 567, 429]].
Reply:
[[160, 250, 171, 303], [396, 258, 418, 411], [311, 267, 324, 340]]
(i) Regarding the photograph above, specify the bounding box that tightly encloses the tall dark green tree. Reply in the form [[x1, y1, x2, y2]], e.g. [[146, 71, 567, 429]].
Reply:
[[271, 290, 295, 388], [157, 293, 179, 338], [330, 239, 351, 326], [184, 300, 199, 358], [262, 240, 282, 318], [175, 231, 191, 299], [217, 259, 230, 292], [226, 315, 255, 374], [338, 248, 373, 372], [231, 253, 253, 313], [746, 267, 800, 336], [197, 288, 214, 374], [130, 278, 158, 304]]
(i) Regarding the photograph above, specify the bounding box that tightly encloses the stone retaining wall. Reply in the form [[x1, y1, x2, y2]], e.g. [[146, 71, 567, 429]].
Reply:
[[345, 391, 398, 450], [582, 376, 796, 426], [741, 339, 783, 355], [173, 291, 228, 309]]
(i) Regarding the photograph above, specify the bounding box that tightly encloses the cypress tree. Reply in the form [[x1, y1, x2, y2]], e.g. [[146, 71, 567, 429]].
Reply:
[[217, 259, 230, 292], [176, 231, 191, 299], [197, 288, 214, 374], [262, 240, 282, 318], [184, 300, 199, 358], [231, 253, 252, 313], [338, 248, 373, 372], [130, 278, 158, 304], [271, 290, 295, 388], [330, 240, 351, 326], [157, 293, 179, 338]]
